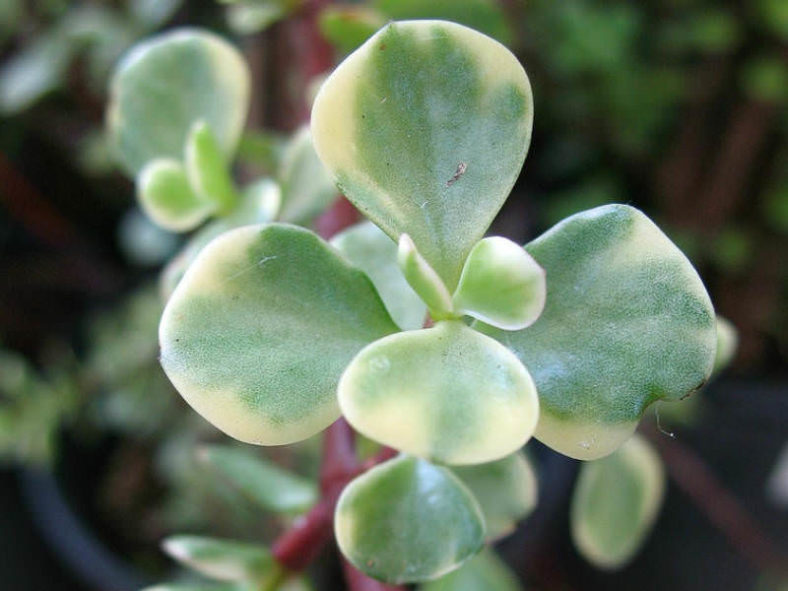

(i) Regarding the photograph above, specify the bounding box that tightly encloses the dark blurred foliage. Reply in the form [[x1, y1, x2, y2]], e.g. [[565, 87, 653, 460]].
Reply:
[[0, 0, 785, 590]]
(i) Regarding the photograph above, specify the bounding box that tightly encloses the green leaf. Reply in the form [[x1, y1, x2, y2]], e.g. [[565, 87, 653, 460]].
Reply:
[[138, 159, 214, 231], [570, 434, 665, 570], [331, 221, 426, 331], [335, 455, 485, 583], [318, 6, 384, 54], [277, 126, 337, 224], [186, 121, 240, 214], [374, 0, 513, 46], [161, 179, 282, 298], [397, 234, 454, 320], [451, 451, 537, 540], [713, 316, 738, 374], [226, 2, 292, 35], [421, 549, 521, 591], [0, 33, 73, 114], [453, 237, 546, 330], [160, 223, 398, 445], [130, 0, 183, 29], [143, 584, 249, 591], [338, 320, 539, 465], [478, 205, 716, 460], [312, 20, 533, 290], [199, 445, 317, 513], [108, 29, 250, 176], [162, 535, 275, 582]]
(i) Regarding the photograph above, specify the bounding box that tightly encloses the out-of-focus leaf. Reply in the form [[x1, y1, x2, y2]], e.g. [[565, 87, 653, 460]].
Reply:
[[451, 452, 538, 540], [200, 445, 316, 513], [570, 434, 665, 570], [421, 549, 521, 591], [277, 126, 337, 224], [137, 158, 214, 231], [318, 6, 384, 54], [397, 234, 454, 320], [740, 56, 788, 102], [130, 0, 183, 29], [713, 316, 738, 374], [108, 29, 250, 176], [339, 321, 539, 465], [335, 455, 485, 583]]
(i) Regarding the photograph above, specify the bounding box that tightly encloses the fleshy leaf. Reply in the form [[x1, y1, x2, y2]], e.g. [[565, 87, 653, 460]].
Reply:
[[108, 28, 250, 176], [478, 205, 716, 460], [138, 158, 213, 231], [331, 221, 426, 330], [453, 237, 546, 330], [398, 234, 454, 320], [318, 6, 384, 54], [160, 223, 398, 445], [185, 120, 240, 214], [162, 535, 275, 582], [143, 585, 247, 591], [451, 451, 538, 540], [338, 320, 539, 465], [335, 455, 485, 583], [160, 179, 281, 299], [570, 434, 665, 570], [199, 444, 317, 513], [312, 20, 533, 290], [277, 126, 337, 224], [421, 549, 522, 591]]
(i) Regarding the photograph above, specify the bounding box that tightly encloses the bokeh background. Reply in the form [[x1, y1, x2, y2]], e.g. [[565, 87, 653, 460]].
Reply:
[[0, 0, 785, 589]]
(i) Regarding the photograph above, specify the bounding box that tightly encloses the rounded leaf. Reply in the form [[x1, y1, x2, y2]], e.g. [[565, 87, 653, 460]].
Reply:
[[713, 315, 738, 374], [160, 224, 398, 445], [339, 320, 539, 465], [453, 236, 546, 330], [335, 455, 485, 583], [331, 221, 426, 330], [138, 158, 213, 231], [312, 20, 533, 290], [421, 549, 522, 591], [185, 120, 240, 214], [108, 28, 250, 176], [451, 451, 537, 540], [570, 434, 665, 569], [478, 205, 716, 460]]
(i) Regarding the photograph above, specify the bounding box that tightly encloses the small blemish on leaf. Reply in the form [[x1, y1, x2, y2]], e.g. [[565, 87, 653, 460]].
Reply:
[[446, 162, 467, 187], [379, 44, 386, 51]]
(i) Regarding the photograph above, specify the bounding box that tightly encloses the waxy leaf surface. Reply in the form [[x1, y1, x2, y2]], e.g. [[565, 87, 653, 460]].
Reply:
[[331, 221, 426, 330], [421, 549, 521, 591], [160, 224, 398, 445], [339, 321, 539, 465], [335, 455, 485, 583], [570, 434, 665, 569], [451, 451, 538, 540], [453, 236, 546, 330], [312, 20, 533, 289], [137, 158, 213, 231], [162, 535, 273, 582], [479, 205, 716, 460], [200, 445, 317, 513], [108, 29, 249, 176]]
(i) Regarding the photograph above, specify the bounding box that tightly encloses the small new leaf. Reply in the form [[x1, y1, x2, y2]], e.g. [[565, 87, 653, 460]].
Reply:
[[185, 120, 240, 214], [453, 236, 546, 330], [335, 455, 485, 583], [199, 445, 317, 513], [138, 158, 213, 231]]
